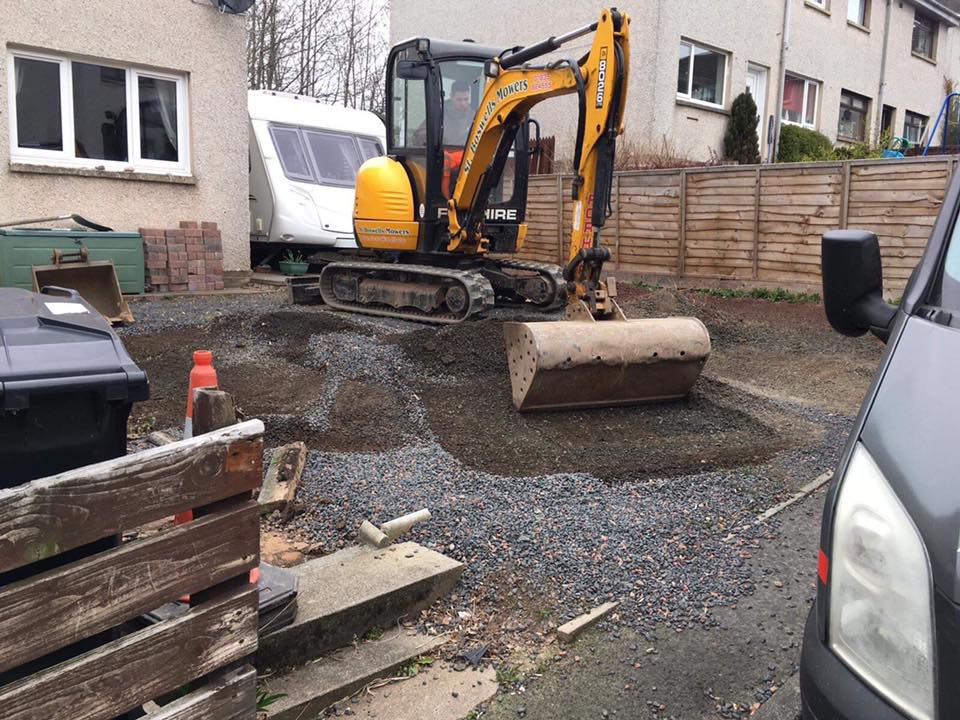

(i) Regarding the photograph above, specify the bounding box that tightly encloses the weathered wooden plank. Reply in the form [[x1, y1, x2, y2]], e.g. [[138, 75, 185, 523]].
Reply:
[[0, 501, 259, 674], [0, 584, 257, 720], [259, 442, 307, 515], [0, 420, 264, 575], [149, 666, 257, 720], [852, 163, 950, 178]]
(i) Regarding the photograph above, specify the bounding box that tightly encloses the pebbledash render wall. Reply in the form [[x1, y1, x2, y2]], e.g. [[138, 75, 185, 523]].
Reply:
[[391, 0, 960, 163], [0, 0, 250, 274]]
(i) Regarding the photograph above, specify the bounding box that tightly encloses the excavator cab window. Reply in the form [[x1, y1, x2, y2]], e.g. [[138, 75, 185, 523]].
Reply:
[[438, 58, 519, 206]]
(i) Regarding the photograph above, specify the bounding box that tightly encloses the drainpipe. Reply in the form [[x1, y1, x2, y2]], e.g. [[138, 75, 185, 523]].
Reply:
[[875, 0, 893, 143], [771, 0, 792, 162]]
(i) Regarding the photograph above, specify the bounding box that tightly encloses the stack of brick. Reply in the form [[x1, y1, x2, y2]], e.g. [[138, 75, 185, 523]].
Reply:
[[139, 221, 224, 293]]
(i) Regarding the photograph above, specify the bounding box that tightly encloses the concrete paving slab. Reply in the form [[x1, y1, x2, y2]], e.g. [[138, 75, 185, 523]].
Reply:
[[258, 542, 463, 670], [265, 631, 446, 720], [335, 662, 499, 720]]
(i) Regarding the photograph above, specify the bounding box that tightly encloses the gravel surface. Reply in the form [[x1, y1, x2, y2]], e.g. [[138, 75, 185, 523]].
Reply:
[[118, 288, 877, 718]]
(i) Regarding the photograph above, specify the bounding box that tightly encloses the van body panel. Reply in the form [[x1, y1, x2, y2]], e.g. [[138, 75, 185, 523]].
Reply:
[[859, 316, 960, 603]]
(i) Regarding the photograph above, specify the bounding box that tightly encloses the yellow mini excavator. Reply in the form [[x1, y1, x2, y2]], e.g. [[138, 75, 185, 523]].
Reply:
[[320, 8, 711, 410]]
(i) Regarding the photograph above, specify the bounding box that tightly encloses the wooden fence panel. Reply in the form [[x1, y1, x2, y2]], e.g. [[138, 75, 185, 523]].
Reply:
[[757, 165, 843, 285], [616, 173, 682, 275], [847, 159, 951, 284], [683, 169, 757, 279], [517, 156, 955, 292], [523, 175, 561, 263]]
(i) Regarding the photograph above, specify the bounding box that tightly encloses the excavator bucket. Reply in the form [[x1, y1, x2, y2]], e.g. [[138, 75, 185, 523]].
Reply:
[[32, 251, 133, 325], [504, 314, 711, 412]]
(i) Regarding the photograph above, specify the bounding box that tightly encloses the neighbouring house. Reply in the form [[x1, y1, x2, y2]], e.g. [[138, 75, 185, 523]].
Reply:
[[0, 0, 251, 279], [391, 0, 960, 162]]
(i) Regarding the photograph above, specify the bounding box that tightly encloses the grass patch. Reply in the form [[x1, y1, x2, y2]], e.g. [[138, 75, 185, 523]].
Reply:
[[495, 665, 522, 685], [363, 626, 384, 641], [697, 287, 821, 304], [399, 655, 434, 677]]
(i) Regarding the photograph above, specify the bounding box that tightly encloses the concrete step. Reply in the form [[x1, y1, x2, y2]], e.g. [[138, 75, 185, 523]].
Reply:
[[264, 631, 447, 720], [325, 661, 498, 720], [257, 541, 463, 671]]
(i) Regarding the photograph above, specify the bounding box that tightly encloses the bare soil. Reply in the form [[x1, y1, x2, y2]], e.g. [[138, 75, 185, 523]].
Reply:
[[122, 288, 880, 481]]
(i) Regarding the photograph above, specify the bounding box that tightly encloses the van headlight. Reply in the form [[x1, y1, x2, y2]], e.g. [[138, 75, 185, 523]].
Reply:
[[829, 443, 935, 720]]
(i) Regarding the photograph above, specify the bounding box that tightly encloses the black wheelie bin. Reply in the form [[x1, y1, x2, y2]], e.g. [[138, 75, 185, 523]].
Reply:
[[0, 286, 148, 485]]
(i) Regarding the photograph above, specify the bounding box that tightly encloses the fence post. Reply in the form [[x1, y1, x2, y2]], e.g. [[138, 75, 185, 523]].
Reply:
[[678, 169, 687, 277], [556, 173, 564, 265], [753, 166, 761, 280], [614, 173, 621, 271], [840, 161, 852, 229]]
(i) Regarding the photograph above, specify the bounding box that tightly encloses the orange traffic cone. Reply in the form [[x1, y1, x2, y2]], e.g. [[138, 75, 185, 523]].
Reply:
[[175, 351, 218, 528], [183, 350, 218, 439]]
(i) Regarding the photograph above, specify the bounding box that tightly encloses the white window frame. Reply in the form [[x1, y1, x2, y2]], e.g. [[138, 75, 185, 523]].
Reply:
[[781, 73, 820, 130], [847, 0, 869, 27], [676, 39, 729, 109], [7, 49, 190, 176]]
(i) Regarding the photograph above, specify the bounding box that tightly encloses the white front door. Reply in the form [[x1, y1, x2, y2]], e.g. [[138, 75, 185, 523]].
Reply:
[[746, 63, 769, 154]]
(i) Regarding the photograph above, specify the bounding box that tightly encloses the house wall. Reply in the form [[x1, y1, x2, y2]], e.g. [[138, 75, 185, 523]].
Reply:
[[390, 0, 960, 162], [0, 0, 250, 273]]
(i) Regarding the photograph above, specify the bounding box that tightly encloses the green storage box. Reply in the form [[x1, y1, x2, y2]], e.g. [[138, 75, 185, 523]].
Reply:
[[0, 229, 144, 295]]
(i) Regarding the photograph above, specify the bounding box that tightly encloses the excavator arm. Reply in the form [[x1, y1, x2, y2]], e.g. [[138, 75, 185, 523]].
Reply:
[[447, 8, 630, 319]]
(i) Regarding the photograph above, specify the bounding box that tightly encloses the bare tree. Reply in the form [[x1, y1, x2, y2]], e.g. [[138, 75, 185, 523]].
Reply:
[[247, 0, 388, 115]]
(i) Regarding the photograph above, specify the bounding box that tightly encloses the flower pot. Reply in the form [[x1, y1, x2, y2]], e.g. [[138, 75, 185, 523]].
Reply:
[[278, 260, 309, 276]]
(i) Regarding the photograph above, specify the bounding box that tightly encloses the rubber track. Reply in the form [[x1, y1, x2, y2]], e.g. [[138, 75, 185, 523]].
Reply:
[[318, 261, 495, 325], [487, 257, 568, 311]]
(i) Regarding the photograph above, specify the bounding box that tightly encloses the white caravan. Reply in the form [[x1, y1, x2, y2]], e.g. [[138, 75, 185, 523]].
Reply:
[[248, 90, 386, 251]]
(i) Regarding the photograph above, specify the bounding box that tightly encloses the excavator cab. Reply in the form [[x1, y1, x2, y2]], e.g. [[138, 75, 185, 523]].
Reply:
[[357, 39, 531, 256]]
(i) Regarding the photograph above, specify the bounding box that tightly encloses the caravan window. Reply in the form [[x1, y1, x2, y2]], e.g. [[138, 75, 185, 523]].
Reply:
[[270, 126, 314, 182], [357, 137, 383, 162], [304, 130, 362, 185]]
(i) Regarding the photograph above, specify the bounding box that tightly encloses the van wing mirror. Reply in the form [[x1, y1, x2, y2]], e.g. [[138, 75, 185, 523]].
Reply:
[[396, 60, 429, 80], [821, 230, 898, 342]]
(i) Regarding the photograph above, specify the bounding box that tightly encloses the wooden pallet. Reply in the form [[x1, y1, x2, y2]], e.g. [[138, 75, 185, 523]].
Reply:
[[0, 420, 265, 720]]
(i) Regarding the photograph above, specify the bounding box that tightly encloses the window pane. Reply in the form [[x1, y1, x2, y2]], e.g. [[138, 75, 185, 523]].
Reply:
[[303, 131, 362, 184], [805, 82, 818, 125], [848, 0, 866, 25], [839, 92, 869, 141], [913, 13, 935, 57], [357, 137, 382, 162], [139, 76, 179, 162], [391, 54, 428, 149], [14, 57, 63, 151], [439, 59, 484, 147], [72, 62, 127, 161], [269, 126, 314, 182], [904, 112, 927, 144], [677, 43, 691, 95], [690, 46, 725, 104], [782, 75, 805, 124]]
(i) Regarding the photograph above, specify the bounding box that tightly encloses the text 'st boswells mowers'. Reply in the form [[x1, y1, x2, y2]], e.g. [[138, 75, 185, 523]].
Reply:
[[326, 8, 710, 410]]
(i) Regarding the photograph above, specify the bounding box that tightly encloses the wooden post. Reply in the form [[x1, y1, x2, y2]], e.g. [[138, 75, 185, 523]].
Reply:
[[192, 389, 237, 436], [614, 173, 621, 271], [678, 169, 688, 277], [753, 166, 761, 280], [840, 161, 852, 229], [556, 173, 564, 265]]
